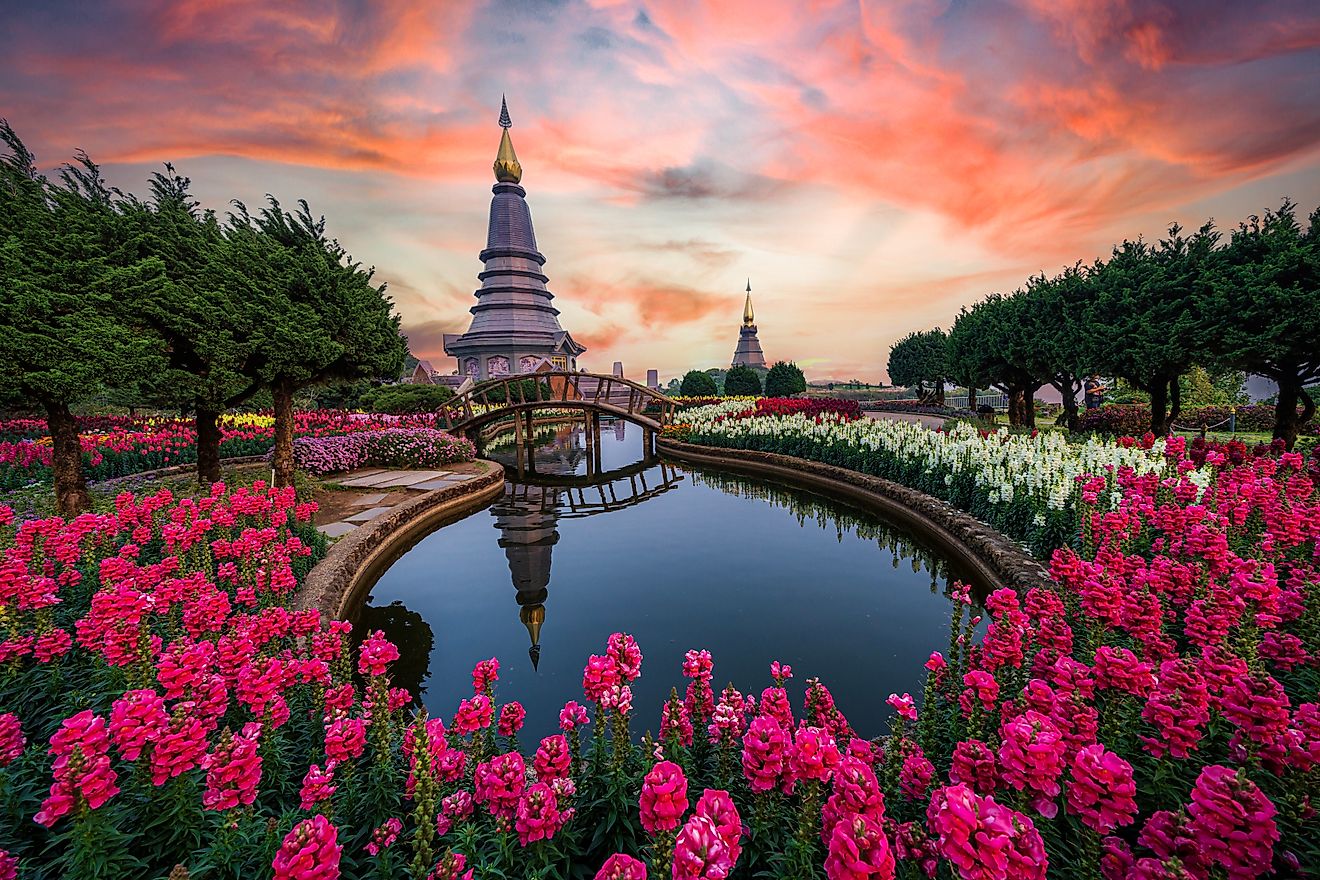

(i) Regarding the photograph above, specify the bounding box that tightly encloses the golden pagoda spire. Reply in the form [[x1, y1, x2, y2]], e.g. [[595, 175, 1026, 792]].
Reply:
[[742, 279, 755, 326], [520, 603, 544, 669], [493, 95, 523, 184]]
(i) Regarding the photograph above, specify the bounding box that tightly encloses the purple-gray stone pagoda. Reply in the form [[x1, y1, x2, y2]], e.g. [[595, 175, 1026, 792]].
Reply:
[[731, 279, 767, 370], [444, 98, 585, 380]]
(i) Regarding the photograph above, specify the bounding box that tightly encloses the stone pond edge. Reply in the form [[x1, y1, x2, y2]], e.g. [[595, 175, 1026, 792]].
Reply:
[[297, 462, 506, 620], [658, 438, 1054, 596]]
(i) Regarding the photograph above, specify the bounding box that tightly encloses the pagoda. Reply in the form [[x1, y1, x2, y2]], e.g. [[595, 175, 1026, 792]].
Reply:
[[731, 279, 767, 369], [444, 97, 585, 380]]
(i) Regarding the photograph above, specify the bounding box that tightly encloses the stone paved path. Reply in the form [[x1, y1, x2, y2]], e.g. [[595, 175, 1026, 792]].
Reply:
[[315, 467, 490, 539]]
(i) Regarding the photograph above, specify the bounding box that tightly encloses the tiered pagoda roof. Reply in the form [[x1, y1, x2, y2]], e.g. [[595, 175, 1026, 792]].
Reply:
[[731, 279, 768, 369]]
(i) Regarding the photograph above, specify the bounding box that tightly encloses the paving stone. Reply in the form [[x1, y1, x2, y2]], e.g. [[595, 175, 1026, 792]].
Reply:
[[349, 493, 388, 506], [339, 468, 386, 479], [411, 477, 476, 490], [370, 471, 453, 487], [338, 472, 408, 487], [345, 506, 393, 522], [317, 522, 358, 537]]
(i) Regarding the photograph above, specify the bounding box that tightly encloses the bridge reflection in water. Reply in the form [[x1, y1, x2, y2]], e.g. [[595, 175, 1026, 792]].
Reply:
[[483, 418, 683, 668]]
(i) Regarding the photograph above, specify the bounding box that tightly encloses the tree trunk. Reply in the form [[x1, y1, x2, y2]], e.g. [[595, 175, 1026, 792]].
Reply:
[[1008, 387, 1026, 427], [967, 386, 977, 411], [1166, 376, 1181, 435], [1023, 388, 1037, 430], [1149, 379, 1169, 436], [195, 407, 222, 486], [272, 381, 296, 489], [1054, 379, 1081, 432], [1273, 381, 1314, 451], [47, 401, 91, 517], [934, 381, 945, 407]]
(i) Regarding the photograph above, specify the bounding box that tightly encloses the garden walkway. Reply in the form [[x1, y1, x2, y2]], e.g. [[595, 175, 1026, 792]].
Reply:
[[314, 466, 490, 538]]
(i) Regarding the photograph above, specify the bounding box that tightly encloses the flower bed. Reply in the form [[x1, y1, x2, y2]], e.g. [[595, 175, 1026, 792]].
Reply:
[[677, 405, 1179, 555], [0, 411, 453, 488], [288, 428, 476, 475], [1079, 403, 1317, 437], [1, 424, 1317, 878]]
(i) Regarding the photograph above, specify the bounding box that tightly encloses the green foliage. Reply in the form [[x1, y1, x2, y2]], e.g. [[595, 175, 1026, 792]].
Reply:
[[0, 122, 166, 412], [763, 361, 806, 397], [679, 370, 718, 397], [1179, 365, 1247, 408], [722, 364, 762, 396], [360, 383, 455, 413], [482, 378, 553, 404], [886, 328, 947, 394]]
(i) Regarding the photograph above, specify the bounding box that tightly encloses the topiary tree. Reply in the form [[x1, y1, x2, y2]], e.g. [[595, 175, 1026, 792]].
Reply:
[[240, 197, 407, 487], [723, 364, 762, 396], [764, 361, 806, 398], [679, 370, 718, 397], [0, 123, 166, 513], [887, 329, 947, 405], [1203, 201, 1320, 448]]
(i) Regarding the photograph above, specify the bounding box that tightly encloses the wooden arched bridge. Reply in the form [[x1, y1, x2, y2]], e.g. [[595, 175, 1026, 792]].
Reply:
[[435, 371, 677, 439]]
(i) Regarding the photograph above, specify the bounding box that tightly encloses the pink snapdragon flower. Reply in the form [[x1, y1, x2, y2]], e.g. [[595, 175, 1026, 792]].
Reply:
[[1185, 765, 1279, 880], [824, 814, 896, 880], [474, 752, 526, 819], [1065, 744, 1137, 834], [949, 739, 998, 794], [365, 818, 402, 856], [534, 734, 571, 780], [273, 814, 341, 880], [886, 693, 918, 722], [606, 632, 643, 683], [300, 762, 337, 810], [515, 781, 571, 846], [926, 784, 1047, 880], [595, 854, 647, 880], [451, 695, 493, 735], [790, 726, 841, 784], [559, 701, 589, 731], [583, 654, 621, 703], [357, 630, 399, 677], [109, 688, 169, 761], [436, 789, 474, 835], [639, 760, 689, 834], [471, 657, 499, 694], [498, 702, 526, 738], [694, 789, 742, 865], [34, 711, 119, 827], [202, 725, 263, 811], [672, 814, 737, 880], [741, 715, 789, 792], [997, 711, 1066, 817], [0, 714, 22, 766]]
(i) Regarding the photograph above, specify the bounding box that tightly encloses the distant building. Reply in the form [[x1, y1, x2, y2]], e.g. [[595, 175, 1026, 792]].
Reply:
[[443, 97, 586, 381], [731, 279, 767, 370], [401, 359, 436, 385]]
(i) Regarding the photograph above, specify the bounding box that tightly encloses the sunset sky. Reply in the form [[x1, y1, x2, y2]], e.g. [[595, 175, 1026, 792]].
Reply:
[[3, 0, 1320, 382]]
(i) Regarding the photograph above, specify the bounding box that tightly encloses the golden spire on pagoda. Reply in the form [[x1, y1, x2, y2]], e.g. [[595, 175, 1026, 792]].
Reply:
[[493, 95, 523, 184], [742, 279, 755, 326]]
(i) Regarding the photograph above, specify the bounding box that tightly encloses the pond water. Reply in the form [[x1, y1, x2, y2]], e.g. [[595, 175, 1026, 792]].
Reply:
[[352, 419, 983, 741]]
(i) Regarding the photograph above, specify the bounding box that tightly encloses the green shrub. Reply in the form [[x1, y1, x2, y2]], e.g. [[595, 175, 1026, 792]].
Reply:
[[764, 361, 806, 397], [361, 383, 455, 413], [679, 370, 719, 397], [723, 365, 762, 396], [482, 378, 554, 404]]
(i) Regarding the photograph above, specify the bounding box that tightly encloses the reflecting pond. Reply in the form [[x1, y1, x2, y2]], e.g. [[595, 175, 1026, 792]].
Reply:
[[352, 419, 984, 740]]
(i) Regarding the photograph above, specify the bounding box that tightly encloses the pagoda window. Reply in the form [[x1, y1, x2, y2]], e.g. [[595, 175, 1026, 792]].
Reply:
[[519, 355, 541, 373], [551, 356, 567, 370], [488, 356, 510, 376], [463, 358, 480, 377]]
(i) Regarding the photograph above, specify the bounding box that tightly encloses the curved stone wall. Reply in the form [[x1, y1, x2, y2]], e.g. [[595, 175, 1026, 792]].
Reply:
[[298, 464, 506, 620], [658, 439, 1054, 595]]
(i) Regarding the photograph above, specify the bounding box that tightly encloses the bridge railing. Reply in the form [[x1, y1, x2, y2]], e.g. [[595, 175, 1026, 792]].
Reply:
[[436, 371, 677, 435]]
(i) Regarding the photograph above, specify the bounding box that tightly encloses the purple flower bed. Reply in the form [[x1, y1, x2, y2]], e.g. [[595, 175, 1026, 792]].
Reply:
[[286, 428, 476, 475]]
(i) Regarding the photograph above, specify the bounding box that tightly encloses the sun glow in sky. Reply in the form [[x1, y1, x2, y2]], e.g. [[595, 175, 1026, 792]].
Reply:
[[4, 0, 1320, 381]]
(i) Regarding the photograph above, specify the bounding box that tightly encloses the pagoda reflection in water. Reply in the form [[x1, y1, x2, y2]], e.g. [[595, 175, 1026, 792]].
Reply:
[[485, 419, 683, 668]]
